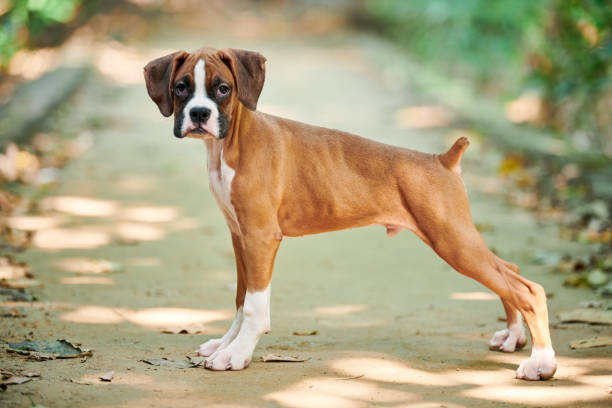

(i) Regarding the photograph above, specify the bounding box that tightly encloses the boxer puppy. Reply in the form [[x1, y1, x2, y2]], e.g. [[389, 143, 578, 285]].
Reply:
[[144, 47, 557, 379]]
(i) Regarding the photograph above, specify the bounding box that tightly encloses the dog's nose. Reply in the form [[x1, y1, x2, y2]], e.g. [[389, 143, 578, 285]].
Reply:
[[190, 107, 211, 123]]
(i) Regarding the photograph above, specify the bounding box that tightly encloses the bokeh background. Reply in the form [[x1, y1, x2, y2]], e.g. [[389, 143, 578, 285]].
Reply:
[[0, 1, 611, 407]]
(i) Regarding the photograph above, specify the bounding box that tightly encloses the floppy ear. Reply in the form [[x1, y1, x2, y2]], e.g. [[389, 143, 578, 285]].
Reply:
[[144, 51, 187, 117], [219, 48, 266, 110]]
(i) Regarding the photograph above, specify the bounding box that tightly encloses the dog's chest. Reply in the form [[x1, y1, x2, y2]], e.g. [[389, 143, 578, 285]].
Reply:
[[207, 147, 239, 232]]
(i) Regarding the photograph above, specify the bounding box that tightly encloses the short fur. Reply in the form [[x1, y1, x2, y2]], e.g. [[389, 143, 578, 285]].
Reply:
[[144, 47, 557, 379]]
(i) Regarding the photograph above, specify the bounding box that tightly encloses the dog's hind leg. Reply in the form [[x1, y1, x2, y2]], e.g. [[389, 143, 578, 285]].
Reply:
[[427, 223, 557, 380], [488, 258, 527, 353]]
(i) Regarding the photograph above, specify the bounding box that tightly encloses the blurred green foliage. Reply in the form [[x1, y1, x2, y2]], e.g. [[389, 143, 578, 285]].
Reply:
[[360, 0, 612, 151], [0, 0, 82, 68]]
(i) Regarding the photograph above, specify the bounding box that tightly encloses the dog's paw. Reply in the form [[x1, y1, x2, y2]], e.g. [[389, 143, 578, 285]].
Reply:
[[488, 324, 526, 353], [516, 348, 557, 380], [195, 338, 224, 357], [204, 346, 251, 371]]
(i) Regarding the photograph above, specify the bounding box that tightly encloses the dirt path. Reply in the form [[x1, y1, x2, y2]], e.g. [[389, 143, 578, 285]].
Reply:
[[2, 6, 611, 408]]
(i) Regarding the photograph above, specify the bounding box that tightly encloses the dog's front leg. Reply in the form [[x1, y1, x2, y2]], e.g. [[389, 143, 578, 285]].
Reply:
[[196, 233, 247, 357], [205, 231, 280, 370]]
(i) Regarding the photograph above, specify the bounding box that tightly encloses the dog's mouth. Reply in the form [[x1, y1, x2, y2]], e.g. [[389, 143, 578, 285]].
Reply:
[[184, 125, 213, 139]]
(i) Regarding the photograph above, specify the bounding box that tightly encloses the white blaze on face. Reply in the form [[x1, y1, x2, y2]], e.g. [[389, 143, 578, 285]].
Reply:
[[181, 58, 221, 137]]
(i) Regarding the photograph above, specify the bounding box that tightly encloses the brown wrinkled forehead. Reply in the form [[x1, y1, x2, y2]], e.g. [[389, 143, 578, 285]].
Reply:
[[173, 47, 234, 84]]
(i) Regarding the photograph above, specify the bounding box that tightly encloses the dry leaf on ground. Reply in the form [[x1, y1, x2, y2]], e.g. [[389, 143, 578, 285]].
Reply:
[[569, 336, 612, 349], [140, 358, 194, 369], [0, 287, 33, 301], [0, 256, 30, 279], [7, 339, 93, 359], [261, 354, 309, 362], [292, 330, 318, 336], [558, 309, 612, 325], [161, 323, 210, 334]]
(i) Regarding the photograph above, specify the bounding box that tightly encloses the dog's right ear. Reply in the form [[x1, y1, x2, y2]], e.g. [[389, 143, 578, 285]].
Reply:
[[144, 51, 188, 117]]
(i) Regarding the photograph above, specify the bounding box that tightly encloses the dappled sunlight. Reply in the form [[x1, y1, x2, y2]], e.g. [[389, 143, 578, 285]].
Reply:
[[450, 292, 497, 301], [122, 307, 230, 328], [127, 257, 161, 267], [61, 305, 232, 334], [315, 304, 367, 316], [505, 93, 544, 124], [329, 356, 461, 386], [115, 222, 165, 242], [3, 214, 65, 231], [94, 41, 150, 84], [111, 174, 157, 194], [395, 105, 453, 129], [33, 227, 111, 250], [462, 383, 608, 405], [54, 258, 121, 274], [61, 305, 125, 324], [40, 195, 118, 217], [59, 276, 115, 285], [266, 377, 418, 408], [168, 217, 200, 231], [8, 48, 60, 79], [120, 206, 179, 223]]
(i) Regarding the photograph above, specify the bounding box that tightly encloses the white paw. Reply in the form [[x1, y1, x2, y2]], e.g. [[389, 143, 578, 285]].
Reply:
[[516, 348, 557, 380], [489, 324, 526, 353], [205, 346, 252, 371], [195, 338, 224, 357]]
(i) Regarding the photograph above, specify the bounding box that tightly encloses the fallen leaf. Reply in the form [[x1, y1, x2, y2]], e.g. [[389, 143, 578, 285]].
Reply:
[[8, 339, 93, 358], [0, 375, 31, 386], [140, 358, 194, 369], [261, 354, 309, 363], [99, 371, 114, 382], [558, 309, 612, 325], [2, 307, 25, 317], [0, 287, 34, 301], [27, 352, 55, 361], [161, 323, 210, 334], [70, 378, 92, 385], [569, 336, 612, 349], [292, 330, 318, 336], [0, 256, 29, 279], [579, 300, 604, 309], [0, 278, 40, 289], [187, 356, 206, 367], [332, 374, 364, 380]]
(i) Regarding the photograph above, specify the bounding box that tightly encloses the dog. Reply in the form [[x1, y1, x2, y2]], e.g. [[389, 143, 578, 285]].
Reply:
[[144, 47, 557, 380]]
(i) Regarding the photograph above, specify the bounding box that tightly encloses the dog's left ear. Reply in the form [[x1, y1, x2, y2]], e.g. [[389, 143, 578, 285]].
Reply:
[[144, 51, 188, 117], [219, 48, 266, 111]]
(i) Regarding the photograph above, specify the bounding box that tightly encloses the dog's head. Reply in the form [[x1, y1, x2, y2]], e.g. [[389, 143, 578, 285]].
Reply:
[[144, 47, 266, 139]]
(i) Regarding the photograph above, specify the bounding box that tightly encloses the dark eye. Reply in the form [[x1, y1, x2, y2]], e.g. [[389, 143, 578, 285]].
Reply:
[[217, 84, 231, 98], [175, 83, 187, 97]]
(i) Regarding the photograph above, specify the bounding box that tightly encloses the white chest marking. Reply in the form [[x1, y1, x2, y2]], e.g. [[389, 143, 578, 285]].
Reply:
[[207, 144, 239, 232]]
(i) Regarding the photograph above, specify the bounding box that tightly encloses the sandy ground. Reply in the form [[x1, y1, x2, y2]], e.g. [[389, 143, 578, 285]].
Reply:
[[1, 6, 611, 408]]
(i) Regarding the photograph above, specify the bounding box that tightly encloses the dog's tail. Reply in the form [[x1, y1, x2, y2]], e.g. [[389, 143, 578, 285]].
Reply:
[[439, 137, 469, 174]]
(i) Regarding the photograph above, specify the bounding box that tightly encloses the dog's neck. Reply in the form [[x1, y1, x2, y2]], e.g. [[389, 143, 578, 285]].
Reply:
[[203, 102, 250, 173]]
